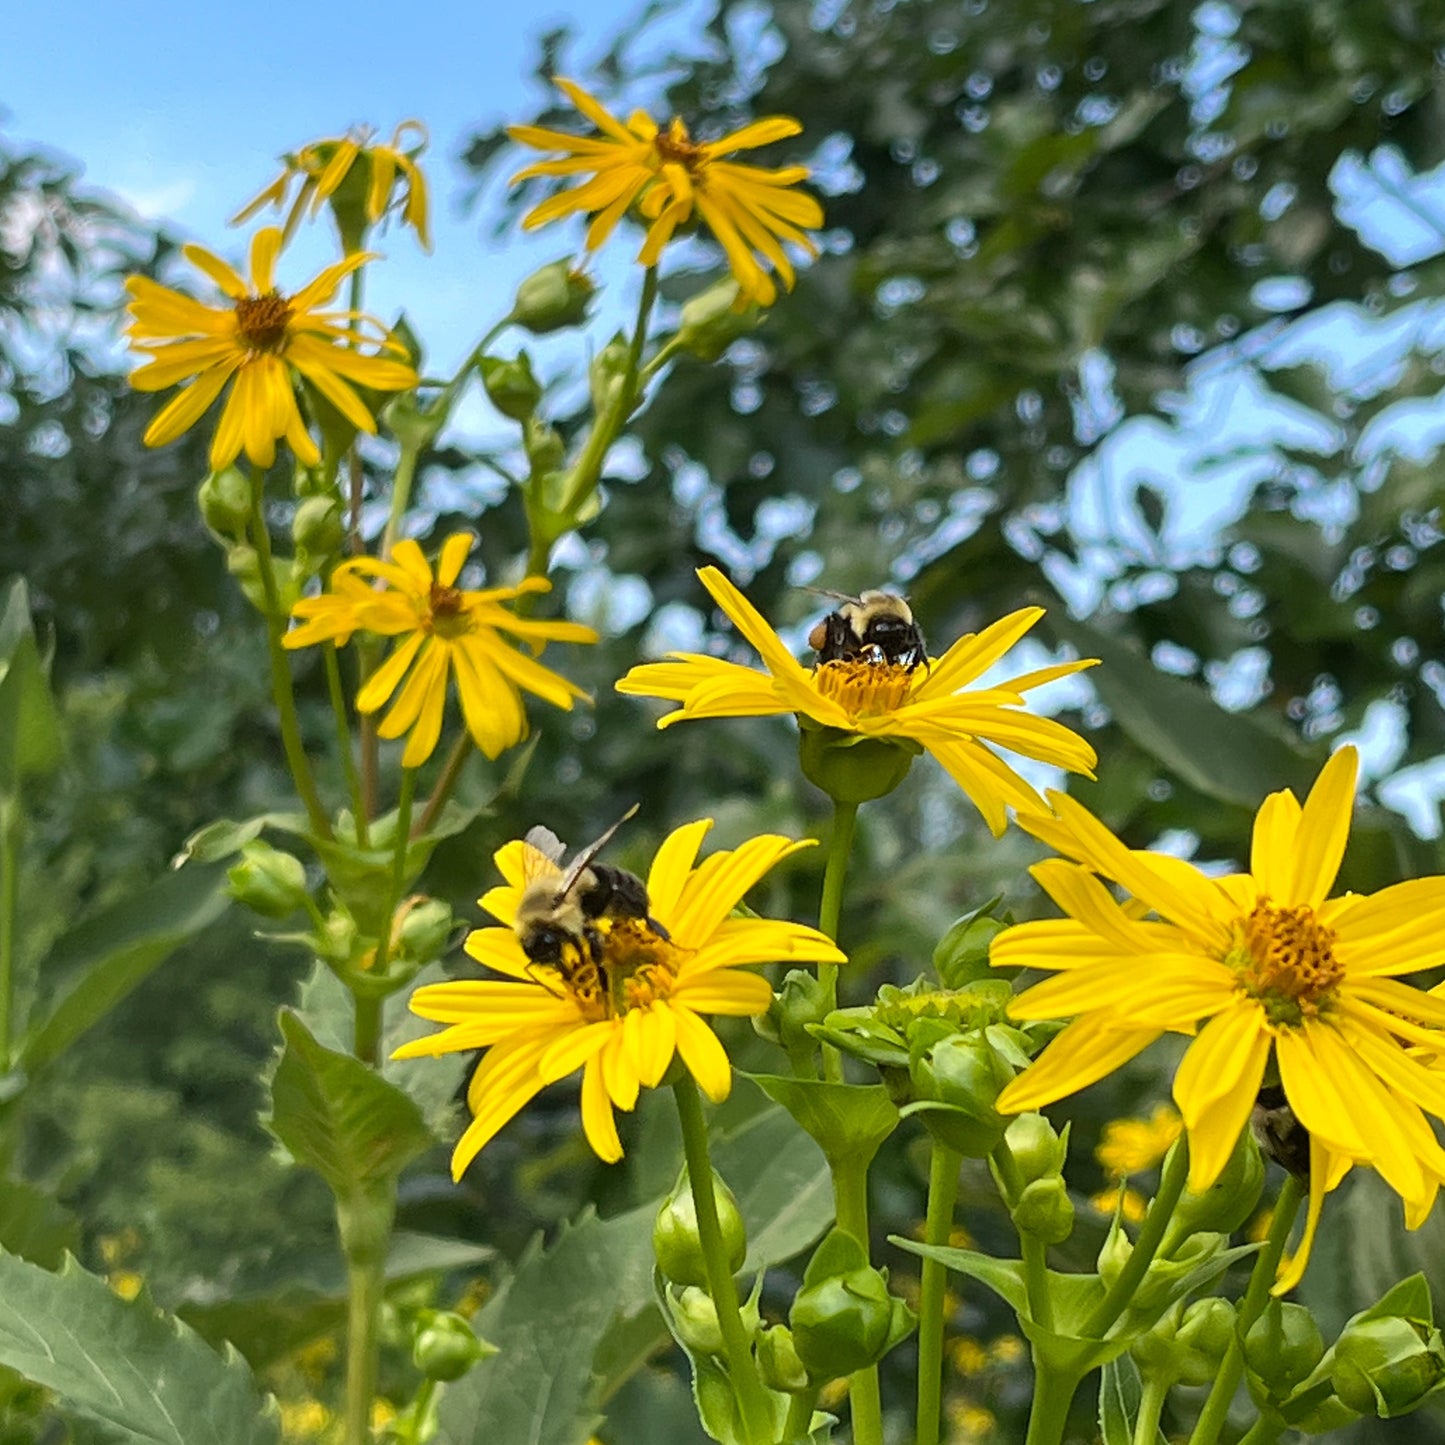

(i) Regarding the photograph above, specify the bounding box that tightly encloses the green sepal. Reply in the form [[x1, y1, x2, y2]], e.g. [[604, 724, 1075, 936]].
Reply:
[[797, 720, 920, 804], [932, 897, 1011, 987], [747, 1074, 899, 1172]]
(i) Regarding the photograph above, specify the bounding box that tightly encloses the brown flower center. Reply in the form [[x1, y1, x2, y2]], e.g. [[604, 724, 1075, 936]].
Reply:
[[427, 583, 472, 640], [813, 658, 914, 718], [652, 118, 703, 170], [234, 292, 293, 352], [1230, 899, 1344, 1024]]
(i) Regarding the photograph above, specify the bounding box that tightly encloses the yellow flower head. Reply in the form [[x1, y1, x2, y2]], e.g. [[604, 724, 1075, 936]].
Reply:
[[994, 745, 1445, 1292], [509, 78, 823, 307], [392, 820, 846, 1175], [125, 227, 416, 470], [616, 567, 1098, 834], [234, 121, 432, 251], [1095, 1104, 1182, 1178], [283, 533, 597, 767]]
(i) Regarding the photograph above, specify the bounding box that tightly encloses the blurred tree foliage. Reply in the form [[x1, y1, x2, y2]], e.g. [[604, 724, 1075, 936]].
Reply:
[[4, 0, 1445, 1434]]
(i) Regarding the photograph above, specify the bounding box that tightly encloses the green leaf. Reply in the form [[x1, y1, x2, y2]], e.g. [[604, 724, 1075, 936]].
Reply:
[[172, 813, 304, 867], [1099, 1356, 1165, 1445], [1046, 611, 1315, 808], [747, 1074, 900, 1171], [20, 864, 230, 1075], [265, 1009, 432, 1197], [0, 1249, 278, 1445], [0, 578, 63, 791]]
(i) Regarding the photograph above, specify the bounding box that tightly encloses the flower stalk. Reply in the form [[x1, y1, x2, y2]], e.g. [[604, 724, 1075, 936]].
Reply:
[[916, 1140, 962, 1445], [832, 1149, 885, 1445]]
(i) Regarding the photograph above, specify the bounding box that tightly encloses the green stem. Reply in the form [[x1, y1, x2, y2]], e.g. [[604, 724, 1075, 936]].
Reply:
[[1022, 1360, 1079, 1445], [324, 644, 369, 847], [354, 994, 382, 1070], [0, 793, 18, 1068], [991, 1140, 1052, 1330], [250, 467, 331, 838], [1236, 1415, 1285, 1445], [673, 1075, 776, 1445], [380, 444, 419, 562], [369, 769, 417, 984], [833, 1151, 884, 1445], [916, 1142, 962, 1445], [414, 735, 472, 837], [339, 1188, 391, 1445], [816, 799, 858, 1083], [555, 266, 659, 519], [1187, 1176, 1304, 1445], [782, 1387, 819, 1442], [1083, 1141, 1190, 1336], [1134, 1373, 1169, 1445]]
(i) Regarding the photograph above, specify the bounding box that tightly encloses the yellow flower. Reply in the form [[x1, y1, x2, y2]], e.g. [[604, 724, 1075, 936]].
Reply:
[[125, 227, 416, 470], [1095, 1104, 1182, 1178], [509, 78, 823, 306], [234, 121, 432, 250], [616, 567, 1098, 834], [1087, 1186, 1149, 1224], [283, 533, 597, 767], [994, 745, 1445, 1291], [392, 820, 845, 1175]]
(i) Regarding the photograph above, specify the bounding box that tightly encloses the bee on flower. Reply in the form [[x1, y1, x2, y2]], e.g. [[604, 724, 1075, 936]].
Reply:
[[509, 78, 823, 307], [392, 818, 845, 1175]]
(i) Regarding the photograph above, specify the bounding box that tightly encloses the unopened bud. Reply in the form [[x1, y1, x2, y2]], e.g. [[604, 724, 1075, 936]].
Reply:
[[1002, 1112, 1067, 1186], [198, 466, 252, 540], [933, 906, 1007, 988], [227, 841, 308, 918], [1011, 1176, 1074, 1245], [670, 1285, 725, 1356], [754, 969, 830, 1058], [1174, 1132, 1265, 1238], [589, 333, 630, 415], [291, 495, 344, 561], [396, 897, 453, 964], [412, 1309, 495, 1382], [675, 278, 762, 362], [791, 1267, 904, 1381], [1245, 1300, 1323, 1399], [1175, 1297, 1237, 1386], [480, 353, 543, 422], [757, 1324, 809, 1393], [653, 1174, 747, 1288], [1331, 1316, 1445, 1418], [510, 260, 595, 334], [907, 1031, 1015, 1158], [523, 416, 566, 475]]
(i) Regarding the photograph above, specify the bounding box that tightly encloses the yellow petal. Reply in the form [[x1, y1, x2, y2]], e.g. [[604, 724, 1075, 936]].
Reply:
[[581, 1055, 625, 1162], [997, 1016, 1160, 1113], [673, 1008, 733, 1102], [1289, 746, 1358, 907]]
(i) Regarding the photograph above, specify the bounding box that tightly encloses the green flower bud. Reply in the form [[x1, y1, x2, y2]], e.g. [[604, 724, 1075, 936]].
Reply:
[[198, 466, 252, 540], [510, 259, 596, 334], [226, 841, 308, 918], [906, 1032, 1015, 1157], [653, 1174, 747, 1288], [675, 278, 762, 362], [791, 1267, 899, 1380], [1011, 1176, 1074, 1245], [1003, 1113, 1067, 1186], [757, 1324, 810, 1393], [1245, 1300, 1323, 1400], [1135, 1232, 1226, 1312], [589, 334, 631, 415], [798, 722, 920, 805], [226, 545, 296, 616], [412, 1309, 495, 1382], [754, 968, 831, 1059], [1331, 1316, 1445, 1418], [316, 909, 359, 965], [523, 416, 566, 475], [480, 353, 543, 422], [1174, 1131, 1265, 1238], [669, 1285, 726, 1357], [396, 897, 453, 965], [1175, 1297, 1237, 1386], [1097, 1214, 1132, 1288], [291, 495, 345, 561]]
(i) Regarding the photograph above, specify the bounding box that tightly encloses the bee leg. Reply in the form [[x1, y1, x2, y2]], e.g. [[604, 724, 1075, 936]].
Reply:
[[647, 914, 672, 942]]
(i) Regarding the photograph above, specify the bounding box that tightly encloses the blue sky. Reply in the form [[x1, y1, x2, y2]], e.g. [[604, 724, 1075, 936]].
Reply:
[[3, 0, 705, 375]]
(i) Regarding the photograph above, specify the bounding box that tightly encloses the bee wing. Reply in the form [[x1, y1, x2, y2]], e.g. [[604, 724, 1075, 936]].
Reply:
[[522, 826, 568, 883], [558, 803, 640, 893], [802, 585, 862, 605]]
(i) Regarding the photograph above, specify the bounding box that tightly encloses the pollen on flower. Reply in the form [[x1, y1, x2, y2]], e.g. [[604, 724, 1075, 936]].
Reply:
[[1231, 899, 1344, 1017], [605, 916, 684, 1012], [653, 119, 703, 168], [234, 292, 293, 351], [812, 658, 915, 717], [426, 583, 471, 638]]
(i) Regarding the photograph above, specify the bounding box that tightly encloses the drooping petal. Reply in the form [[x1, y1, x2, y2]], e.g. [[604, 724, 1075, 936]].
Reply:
[[673, 1007, 733, 1102], [581, 1055, 625, 1162]]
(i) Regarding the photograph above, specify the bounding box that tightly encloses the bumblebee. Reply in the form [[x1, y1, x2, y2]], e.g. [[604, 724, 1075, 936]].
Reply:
[[514, 805, 665, 1001], [1252, 1084, 1310, 1183], [807, 589, 927, 671]]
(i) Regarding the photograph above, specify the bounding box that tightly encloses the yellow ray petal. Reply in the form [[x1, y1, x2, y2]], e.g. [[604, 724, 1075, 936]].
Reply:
[[581, 1055, 625, 1162], [1289, 746, 1359, 908], [997, 1016, 1161, 1113], [673, 1007, 733, 1102]]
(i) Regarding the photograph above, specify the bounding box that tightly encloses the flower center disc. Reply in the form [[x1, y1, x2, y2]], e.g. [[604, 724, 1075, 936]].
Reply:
[[427, 583, 471, 639], [235, 292, 294, 352], [600, 917, 682, 1015], [1232, 899, 1344, 1020], [653, 119, 702, 170], [813, 658, 914, 717]]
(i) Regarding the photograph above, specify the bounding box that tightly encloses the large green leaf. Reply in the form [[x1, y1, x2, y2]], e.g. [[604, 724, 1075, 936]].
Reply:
[[1046, 611, 1315, 809], [265, 1010, 433, 1196], [0, 1177, 79, 1269], [0, 578, 63, 792], [0, 1249, 278, 1445], [20, 864, 230, 1075], [1099, 1356, 1166, 1445]]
